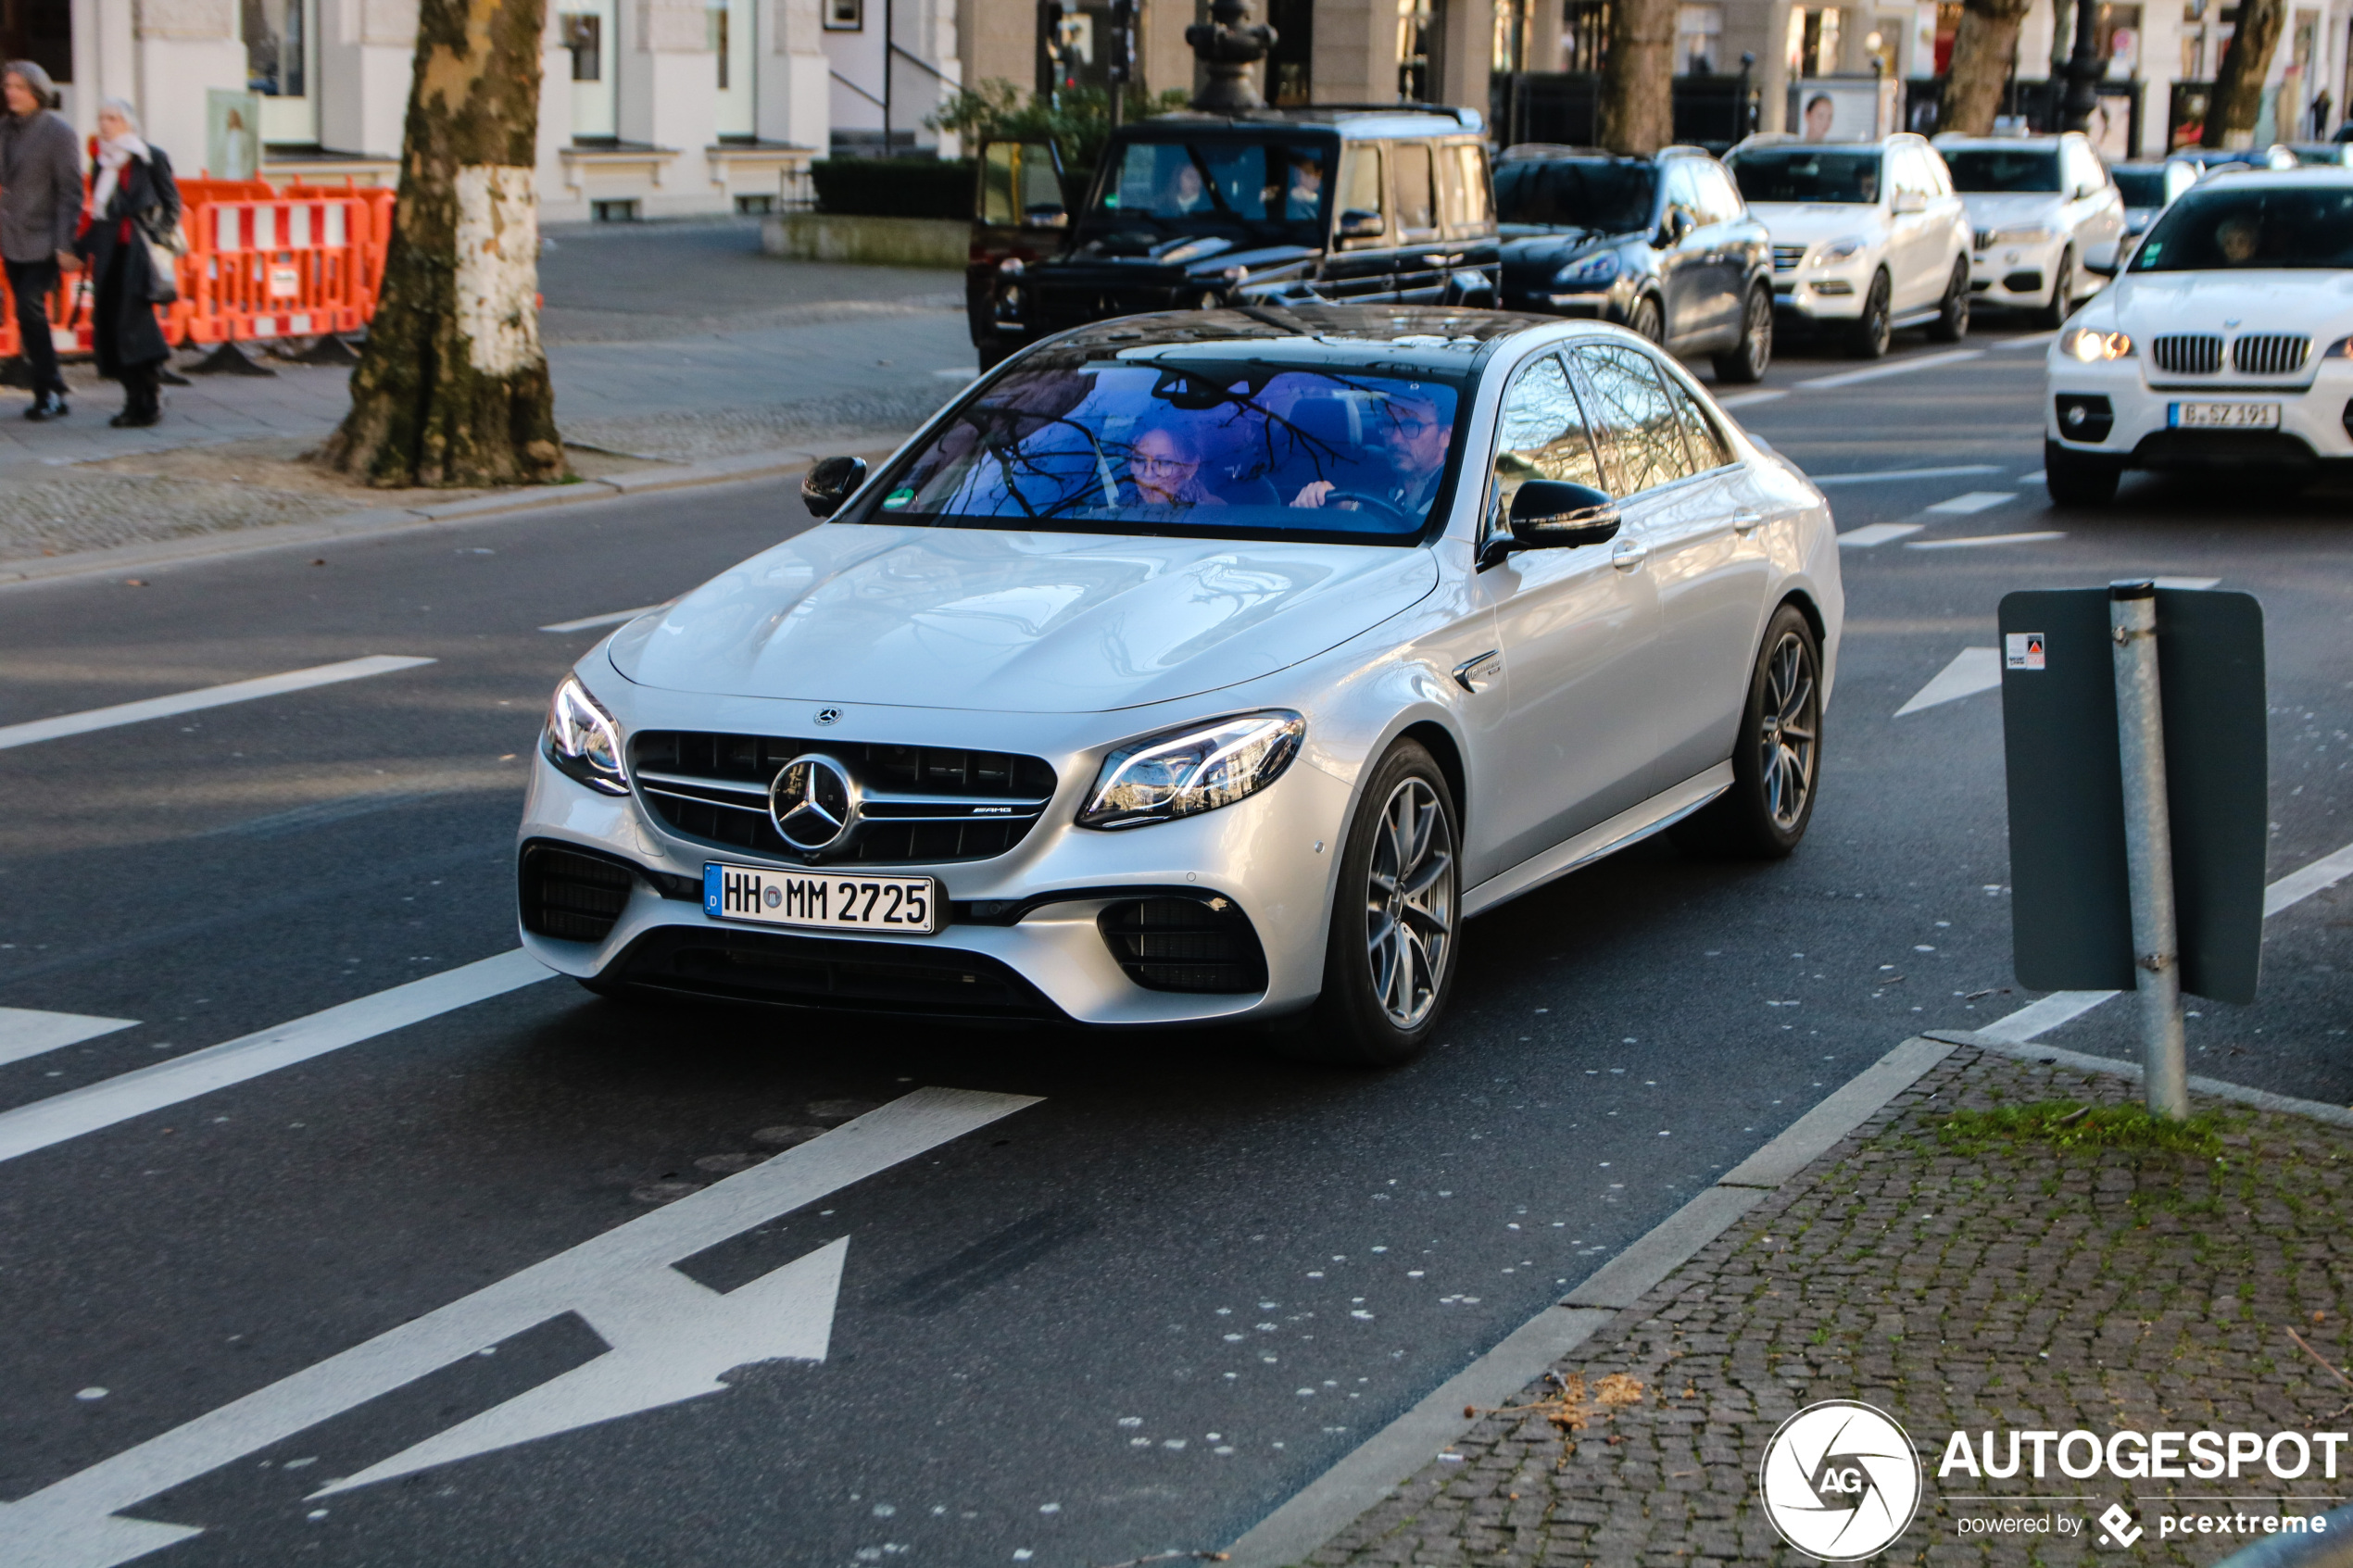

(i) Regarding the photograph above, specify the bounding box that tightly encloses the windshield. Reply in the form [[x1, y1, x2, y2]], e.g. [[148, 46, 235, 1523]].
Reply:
[[2130, 186, 2353, 270], [1093, 141, 1333, 235], [1493, 160, 1658, 232], [1728, 149, 1882, 204], [2112, 168, 2170, 206], [1944, 149, 2061, 193], [843, 355, 1465, 544]]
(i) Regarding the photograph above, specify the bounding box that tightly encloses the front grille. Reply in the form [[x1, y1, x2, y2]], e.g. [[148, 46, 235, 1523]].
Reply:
[[2232, 333, 2309, 375], [519, 843, 636, 943], [1098, 897, 1269, 995], [1972, 228, 1994, 252], [608, 926, 1063, 1019], [2153, 334, 2222, 375], [1771, 245, 1806, 272], [633, 731, 1058, 865], [1033, 281, 1182, 332]]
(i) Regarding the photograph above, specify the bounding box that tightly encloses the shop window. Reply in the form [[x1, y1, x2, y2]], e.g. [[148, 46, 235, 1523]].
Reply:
[[563, 14, 601, 80]]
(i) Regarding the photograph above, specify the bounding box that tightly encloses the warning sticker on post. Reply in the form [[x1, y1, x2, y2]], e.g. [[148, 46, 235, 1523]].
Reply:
[[2006, 632, 2046, 671]]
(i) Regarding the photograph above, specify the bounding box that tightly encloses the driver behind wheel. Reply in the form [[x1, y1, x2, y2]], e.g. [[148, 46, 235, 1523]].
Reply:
[[1290, 390, 1452, 511]]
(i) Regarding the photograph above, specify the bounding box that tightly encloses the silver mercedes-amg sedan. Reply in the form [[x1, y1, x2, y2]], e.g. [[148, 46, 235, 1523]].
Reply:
[[517, 307, 1843, 1065]]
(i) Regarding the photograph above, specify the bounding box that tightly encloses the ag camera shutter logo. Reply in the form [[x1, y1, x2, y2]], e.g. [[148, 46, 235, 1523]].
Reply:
[[1758, 1399, 1923, 1560]]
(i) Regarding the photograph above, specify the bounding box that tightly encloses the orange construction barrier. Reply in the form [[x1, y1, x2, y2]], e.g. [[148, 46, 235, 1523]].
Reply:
[[180, 195, 369, 345]]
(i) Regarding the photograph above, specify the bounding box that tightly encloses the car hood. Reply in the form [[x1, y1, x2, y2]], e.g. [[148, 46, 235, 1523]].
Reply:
[[1055, 232, 1321, 280], [2090, 269, 2353, 339], [1499, 229, 1635, 270], [1744, 202, 1885, 246], [1958, 191, 2064, 228], [607, 525, 1441, 714]]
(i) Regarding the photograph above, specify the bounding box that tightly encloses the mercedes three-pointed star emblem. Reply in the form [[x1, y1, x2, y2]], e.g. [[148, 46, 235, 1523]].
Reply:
[[769, 754, 860, 853]]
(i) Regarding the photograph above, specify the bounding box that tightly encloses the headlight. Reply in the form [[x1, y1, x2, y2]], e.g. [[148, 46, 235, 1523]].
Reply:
[[544, 674, 628, 796], [1813, 236, 1868, 266], [1077, 711, 1304, 830], [1991, 223, 2058, 245], [2061, 326, 2133, 362], [2326, 336, 2353, 358], [1554, 251, 1620, 287]]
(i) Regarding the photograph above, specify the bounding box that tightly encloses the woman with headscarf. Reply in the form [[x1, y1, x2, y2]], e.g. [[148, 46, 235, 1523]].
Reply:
[[75, 98, 180, 428]]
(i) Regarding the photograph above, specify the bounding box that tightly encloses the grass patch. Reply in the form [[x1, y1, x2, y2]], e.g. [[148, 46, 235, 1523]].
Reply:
[[1935, 1101, 2223, 1158]]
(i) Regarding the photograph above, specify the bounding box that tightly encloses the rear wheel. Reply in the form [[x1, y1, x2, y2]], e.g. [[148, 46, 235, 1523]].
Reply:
[[1928, 258, 1971, 343], [1673, 605, 1822, 859], [1276, 741, 1461, 1068], [1628, 295, 1665, 345], [2036, 248, 2076, 330], [1712, 283, 1774, 383], [2044, 437, 2120, 505], [1847, 271, 1892, 358]]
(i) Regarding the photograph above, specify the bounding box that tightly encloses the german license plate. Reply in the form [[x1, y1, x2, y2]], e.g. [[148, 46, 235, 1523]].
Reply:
[[2170, 401, 2280, 429], [703, 862, 940, 935]]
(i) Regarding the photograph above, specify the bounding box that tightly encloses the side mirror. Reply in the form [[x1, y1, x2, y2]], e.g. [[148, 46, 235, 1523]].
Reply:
[[2083, 238, 2120, 277], [1023, 204, 1069, 229], [1338, 208, 1384, 241], [1509, 480, 1620, 548], [801, 455, 868, 519], [1656, 207, 1693, 246], [1891, 190, 1927, 216]]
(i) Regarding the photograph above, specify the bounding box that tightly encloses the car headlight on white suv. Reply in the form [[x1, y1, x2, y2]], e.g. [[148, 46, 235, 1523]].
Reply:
[[1813, 237, 1869, 266], [545, 673, 629, 796], [2061, 327, 2134, 362], [1077, 711, 1305, 830]]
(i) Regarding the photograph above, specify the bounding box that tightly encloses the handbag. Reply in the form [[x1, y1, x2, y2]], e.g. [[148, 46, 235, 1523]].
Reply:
[[136, 206, 185, 306]]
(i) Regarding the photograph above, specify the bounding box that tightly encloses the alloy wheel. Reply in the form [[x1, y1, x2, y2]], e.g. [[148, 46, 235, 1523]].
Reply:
[[1756, 631, 1819, 831], [1743, 289, 1772, 376], [1630, 297, 1664, 344], [1363, 777, 1455, 1030]]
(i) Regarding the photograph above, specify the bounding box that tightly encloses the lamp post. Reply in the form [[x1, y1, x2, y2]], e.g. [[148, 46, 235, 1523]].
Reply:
[[2062, 0, 2104, 132]]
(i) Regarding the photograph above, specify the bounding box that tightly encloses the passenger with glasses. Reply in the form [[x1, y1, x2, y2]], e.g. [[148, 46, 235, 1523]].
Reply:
[[1290, 392, 1453, 512], [1126, 425, 1227, 508]]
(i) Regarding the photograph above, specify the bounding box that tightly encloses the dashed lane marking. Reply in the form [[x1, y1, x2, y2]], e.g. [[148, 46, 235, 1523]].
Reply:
[[1794, 349, 1986, 390], [540, 605, 667, 633], [2020, 469, 2047, 483], [0, 950, 551, 1165], [0, 657, 436, 752], [1894, 647, 2000, 716], [1836, 523, 1926, 548], [0, 1088, 1039, 1568], [1994, 331, 2060, 349], [0, 1010, 138, 1070], [1715, 390, 1787, 410], [1906, 531, 2066, 550], [1924, 491, 2020, 515], [2155, 577, 2222, 590], [1811, 465, 2004, 486], [1977, 837, 2353, 1042]]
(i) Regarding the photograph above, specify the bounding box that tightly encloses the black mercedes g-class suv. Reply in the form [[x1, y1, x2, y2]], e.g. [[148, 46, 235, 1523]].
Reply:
[[969, 107, 1501, 368]]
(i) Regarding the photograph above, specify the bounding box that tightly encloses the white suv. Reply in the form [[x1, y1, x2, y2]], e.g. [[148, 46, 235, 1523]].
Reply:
[[1727, 132, 1973, 358], [1935, 132, 2126, 328]]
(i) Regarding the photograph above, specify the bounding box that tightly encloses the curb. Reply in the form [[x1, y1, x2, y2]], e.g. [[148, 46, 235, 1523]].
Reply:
[[1223, 1034, 1958, 1568], [0, 436, 911, 594], [1925, 1027, 2353, 1129]]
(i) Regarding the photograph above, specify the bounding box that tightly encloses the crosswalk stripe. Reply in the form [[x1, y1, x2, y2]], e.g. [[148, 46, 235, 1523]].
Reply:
[[1836, 522, 1925, 548], [0, 657, 435, 751], [0, 1010, 139, 1069]]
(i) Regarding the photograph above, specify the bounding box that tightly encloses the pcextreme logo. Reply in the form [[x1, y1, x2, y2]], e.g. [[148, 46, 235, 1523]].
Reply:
[[1758, 1400, 1925, 1561]]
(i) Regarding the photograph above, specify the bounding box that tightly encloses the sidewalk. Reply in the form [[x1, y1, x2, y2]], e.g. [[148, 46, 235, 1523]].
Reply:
[[1292, 1041, 2353, 1566], [0, 221, 971, 567]]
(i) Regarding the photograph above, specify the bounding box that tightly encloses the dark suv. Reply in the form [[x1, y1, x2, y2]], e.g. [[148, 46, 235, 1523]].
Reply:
[[970, 107, 1500, 367], [1495, 144, 1775, 383]]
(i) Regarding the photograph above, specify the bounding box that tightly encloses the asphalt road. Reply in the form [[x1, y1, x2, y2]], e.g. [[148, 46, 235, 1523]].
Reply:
[[0, 314, 2345, 1568]]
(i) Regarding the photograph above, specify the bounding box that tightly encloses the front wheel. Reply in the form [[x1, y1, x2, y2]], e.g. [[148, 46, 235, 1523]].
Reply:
[[1672, 605, 1823, 859], [2036, 248, 2076, 331], [1628, 295, 1666, 345], [1712, 283, 1774, 384], [1277, 741, 1462, 1068], [1927, 258, 1971, 343], [1847, 272, 1892, 359], [2044, 437, 2120, 506]]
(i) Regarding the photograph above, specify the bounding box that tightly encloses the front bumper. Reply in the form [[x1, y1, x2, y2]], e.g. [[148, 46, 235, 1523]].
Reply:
[[1771, 264, 1870, 321], [2045, 354, 2353, 469], [514, 688, 1353, 1027], [1969, 234, 2067, 306]]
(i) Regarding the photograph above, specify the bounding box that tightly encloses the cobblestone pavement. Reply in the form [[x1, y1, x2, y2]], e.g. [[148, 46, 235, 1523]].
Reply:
[[1307, 1045, 2353, 1566]]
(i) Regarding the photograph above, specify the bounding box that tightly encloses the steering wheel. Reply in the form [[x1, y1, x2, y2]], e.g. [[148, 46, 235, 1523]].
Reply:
[[1307, 489, 1416, 526]]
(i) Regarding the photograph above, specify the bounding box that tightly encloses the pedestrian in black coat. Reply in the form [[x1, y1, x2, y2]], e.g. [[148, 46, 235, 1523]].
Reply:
[[77, 97, 179, 428], [0, 59, 83, 420]]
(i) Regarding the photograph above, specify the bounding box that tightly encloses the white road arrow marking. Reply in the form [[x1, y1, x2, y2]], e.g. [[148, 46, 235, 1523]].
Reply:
[[1894, 647, 2000, 716], [0, 1009, 137, 1069], [0, 1086, 1038, 1568]]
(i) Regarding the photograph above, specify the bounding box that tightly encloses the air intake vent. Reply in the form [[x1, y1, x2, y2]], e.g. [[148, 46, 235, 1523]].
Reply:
[[632, 731, 1058, 865], [2153, 334, 2222, 375], [2232, 333, 2309, 375], [1771, 245, 1806, 272], [1099, 897, 1268, 994], [519, 843, 636, 943]]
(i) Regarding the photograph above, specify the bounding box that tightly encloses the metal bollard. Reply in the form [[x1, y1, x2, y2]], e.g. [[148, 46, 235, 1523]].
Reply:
[[2108, 580, 2187, 1118]]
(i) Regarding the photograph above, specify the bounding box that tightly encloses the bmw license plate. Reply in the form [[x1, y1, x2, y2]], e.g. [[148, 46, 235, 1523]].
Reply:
[[703, 862, 941, 935], [2170, 401, 2280, 430]]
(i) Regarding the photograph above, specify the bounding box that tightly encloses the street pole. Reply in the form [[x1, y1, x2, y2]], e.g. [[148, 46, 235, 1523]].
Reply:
[[2109, 581, 2189, 1118], [2062, 0, 2103, 132]]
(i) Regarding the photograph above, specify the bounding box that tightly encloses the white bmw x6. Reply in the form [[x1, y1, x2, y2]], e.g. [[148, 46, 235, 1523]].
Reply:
[[518, 307, 1843, 1064]]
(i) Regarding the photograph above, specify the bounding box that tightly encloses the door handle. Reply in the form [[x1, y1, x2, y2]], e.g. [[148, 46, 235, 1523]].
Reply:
[[1732, 511, 1764, 534], [1610, 539, 1650, 571]]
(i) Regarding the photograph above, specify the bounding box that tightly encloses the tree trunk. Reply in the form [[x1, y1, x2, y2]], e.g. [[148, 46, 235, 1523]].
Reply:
[[2204, 0, 2287, 147], [1939, 0, 2033, 136], [1595, 0, 1676, 154], [321, 0, 564, 487]]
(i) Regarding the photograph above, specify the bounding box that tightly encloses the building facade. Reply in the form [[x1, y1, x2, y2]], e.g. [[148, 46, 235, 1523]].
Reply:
[[0, 0, 2341, 227]]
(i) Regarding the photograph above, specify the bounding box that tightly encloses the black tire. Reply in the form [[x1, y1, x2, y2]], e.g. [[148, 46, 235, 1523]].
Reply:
[[1672, 605, 1823, 860], [1847, 271, 1892, 358], [1275, 740, 1463, 1068], [1927, 258, 1971, 343], [1628, 295, 1666, 345], [1711, 283, 1774, 383], [2044, 437, 2120, 506], [2036, 248, 2075, 331]]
